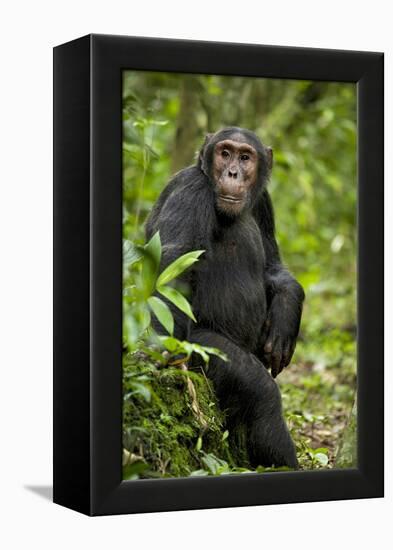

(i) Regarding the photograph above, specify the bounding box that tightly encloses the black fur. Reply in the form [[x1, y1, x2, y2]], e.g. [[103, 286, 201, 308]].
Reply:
[[146, 128, 304, 468]]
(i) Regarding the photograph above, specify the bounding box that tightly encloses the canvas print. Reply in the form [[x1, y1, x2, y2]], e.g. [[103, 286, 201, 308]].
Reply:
[[122, 71, 357, 480]]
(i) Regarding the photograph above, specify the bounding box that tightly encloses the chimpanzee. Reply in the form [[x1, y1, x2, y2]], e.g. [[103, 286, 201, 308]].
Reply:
[[146, 127, 304, 468]]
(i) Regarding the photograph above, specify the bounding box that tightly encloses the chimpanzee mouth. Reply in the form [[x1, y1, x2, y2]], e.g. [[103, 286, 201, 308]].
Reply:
[[218, 195, 243, 204]]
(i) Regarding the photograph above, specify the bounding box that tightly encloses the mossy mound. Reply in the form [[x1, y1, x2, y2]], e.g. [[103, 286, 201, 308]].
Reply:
[[122, 352, 250, 479]]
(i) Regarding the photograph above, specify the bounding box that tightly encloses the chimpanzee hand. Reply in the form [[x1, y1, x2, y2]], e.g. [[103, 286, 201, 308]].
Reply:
[[261, 296, 299, 378]]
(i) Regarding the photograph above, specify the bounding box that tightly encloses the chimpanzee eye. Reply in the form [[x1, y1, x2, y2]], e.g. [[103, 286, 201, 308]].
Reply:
[[221, 150, 230, 158], [240, 154, 250, 161]]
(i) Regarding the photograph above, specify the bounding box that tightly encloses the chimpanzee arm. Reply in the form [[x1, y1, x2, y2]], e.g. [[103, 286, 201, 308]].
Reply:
[[145, 166, 213, 338], [253, 189, 305, 377]]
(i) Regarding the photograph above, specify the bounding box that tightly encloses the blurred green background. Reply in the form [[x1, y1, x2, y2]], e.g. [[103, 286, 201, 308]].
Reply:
[[122, 71, 357, 474]]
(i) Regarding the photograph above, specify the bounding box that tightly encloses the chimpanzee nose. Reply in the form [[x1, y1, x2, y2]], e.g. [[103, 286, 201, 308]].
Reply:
[[228, 168, 238, 178]]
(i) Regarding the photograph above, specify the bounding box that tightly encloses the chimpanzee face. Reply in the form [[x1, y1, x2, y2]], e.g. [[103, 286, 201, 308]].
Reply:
[[212, 137, 259, 216]]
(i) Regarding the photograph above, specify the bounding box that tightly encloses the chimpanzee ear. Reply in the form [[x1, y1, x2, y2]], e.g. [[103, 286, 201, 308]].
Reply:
[[265, 146, 273, 171], [198, 133, 214, 174]]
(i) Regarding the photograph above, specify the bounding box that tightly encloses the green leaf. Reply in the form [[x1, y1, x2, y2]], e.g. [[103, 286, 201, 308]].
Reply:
[[200, 452, 229, 475], [314, 447, 329, 454], [151, 119, 169, 126], [183, 342, 209, 363], [124, 382, 152, 403], [314, 452, 329, 466], [222, 430, 229, 442], [157, 285, 196, 322], [159, 336, 180, 353], [139, 345, 167, 364], [139, 306, 151, 334], [156, 250, 205, 287], [124, 304, 151, 346], [148, 296, 174, 335], [157, 336, 227, 364], [123, 311, 139, 346], [133, 119, 146, 129], [141, 232, 162, 296], [189, 469, 209, 477], [144, 231, 162, 266], [123, 461, 149, 480], [189, 343, 228, 363], [123, 239, 142, 268]]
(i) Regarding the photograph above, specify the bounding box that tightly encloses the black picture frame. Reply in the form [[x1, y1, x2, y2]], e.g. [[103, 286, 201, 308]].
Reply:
[[53, 34, 384, 516]]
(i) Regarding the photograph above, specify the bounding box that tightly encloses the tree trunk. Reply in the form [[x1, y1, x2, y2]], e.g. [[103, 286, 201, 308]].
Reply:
[[170, 76, 201, 174]]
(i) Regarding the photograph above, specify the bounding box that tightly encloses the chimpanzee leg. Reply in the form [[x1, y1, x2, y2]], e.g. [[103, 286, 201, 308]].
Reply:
[[190, 329, 298, 469]]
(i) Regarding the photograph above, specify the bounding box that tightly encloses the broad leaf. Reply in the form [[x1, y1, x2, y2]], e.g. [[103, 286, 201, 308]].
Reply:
[[189, 343, 228, 363], [141, 232, 162, 296], [159, 336, 181, 353], [139, 307, 151, 334], [158, 336, 227, 364], [123, 239, 142, 267], [157, 285, 196, 322], [189, 469, 209, 477], [123, 240, 142, 279], [148, 296, 174, 335], [123, 305, 150, 345], [314, 452, 329, 466], [144, 231, 162, 266], [156, 250, 205, 287], [123, 461, 149, 480], [201, 452, 228, 475]]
